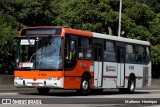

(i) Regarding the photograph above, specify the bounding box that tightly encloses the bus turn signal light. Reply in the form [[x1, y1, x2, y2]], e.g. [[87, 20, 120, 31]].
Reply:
[[48, 77, 61, 80], [14, 76, 23, 80]]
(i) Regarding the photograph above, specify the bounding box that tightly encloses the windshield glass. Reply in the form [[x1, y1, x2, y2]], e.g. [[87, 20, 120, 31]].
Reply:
[[15, 36, 63, 70]]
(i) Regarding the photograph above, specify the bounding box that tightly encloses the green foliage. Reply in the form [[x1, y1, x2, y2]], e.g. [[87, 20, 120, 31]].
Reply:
[[0, 0, 59, 74], [54, 0, 116, 34], [149, 13, 160, 45], [151, 45, 160, 65], [124, 2, 155, 28], [142, 0, 160, 13]]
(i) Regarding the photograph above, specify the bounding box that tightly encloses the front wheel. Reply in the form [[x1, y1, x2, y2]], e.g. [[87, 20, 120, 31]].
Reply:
[[78, 75, 90, 95], [37, 88, 50, 95]]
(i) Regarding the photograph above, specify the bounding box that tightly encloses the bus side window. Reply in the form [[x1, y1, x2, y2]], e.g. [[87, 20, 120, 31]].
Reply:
[[78, 37, 92, 59], [145, 47, 150, 64], [104, 41, 115, 62], [126, 44, 135, 63], [135, 46, 145, 63]]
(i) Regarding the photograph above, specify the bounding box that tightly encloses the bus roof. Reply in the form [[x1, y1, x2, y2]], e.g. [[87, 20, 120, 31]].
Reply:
[[93, 32, 150, 46], [18, 26, 150, 46]]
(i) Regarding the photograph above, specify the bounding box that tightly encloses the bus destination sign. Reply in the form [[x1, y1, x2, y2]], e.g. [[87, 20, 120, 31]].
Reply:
[[20, 28, 62, 36]]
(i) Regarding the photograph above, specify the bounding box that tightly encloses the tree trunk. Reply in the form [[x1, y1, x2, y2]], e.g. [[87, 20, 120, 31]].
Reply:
[[104, 23, 113, 35], [108, 26, 113, 35]]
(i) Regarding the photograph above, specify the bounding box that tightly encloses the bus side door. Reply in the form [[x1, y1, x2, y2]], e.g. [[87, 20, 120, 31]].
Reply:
[[94, 44, 103, 87], [116, 43, 125, 87]]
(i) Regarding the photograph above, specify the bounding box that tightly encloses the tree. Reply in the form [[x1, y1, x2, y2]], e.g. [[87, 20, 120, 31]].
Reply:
[[0, 0, 60, 74], [54, 0, 120, 35], [151, 45, 160, 78], [141, 0, 160, 13], [149, 13, 160, 45], [0, 13, 18, 74], [54, 0, 160, 75], [0, 0, 58, 27]]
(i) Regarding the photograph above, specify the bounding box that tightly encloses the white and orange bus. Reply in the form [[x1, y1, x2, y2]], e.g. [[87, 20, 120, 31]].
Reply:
[[14, 26, 151, 95]]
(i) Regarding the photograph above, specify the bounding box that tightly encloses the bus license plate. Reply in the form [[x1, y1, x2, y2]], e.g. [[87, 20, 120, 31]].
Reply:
[[32, 83, 39, 86]]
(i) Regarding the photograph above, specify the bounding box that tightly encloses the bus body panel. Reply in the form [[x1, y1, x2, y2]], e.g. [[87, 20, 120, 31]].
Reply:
[[125, 64, 144, 88], [147, 62, 152, 86], [64, 60, 94, 89], [125, 62, 151, 88], [102, 62, 117, 88], [92, 32, 150, 46], [62, 28, 92, 37], [94, 61, 103, 88]]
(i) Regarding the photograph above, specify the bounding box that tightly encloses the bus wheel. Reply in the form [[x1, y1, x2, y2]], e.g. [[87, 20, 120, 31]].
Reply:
[[79, 75, 90, 95], [37, 88, 50, 95], [127, 77, 135, 94]]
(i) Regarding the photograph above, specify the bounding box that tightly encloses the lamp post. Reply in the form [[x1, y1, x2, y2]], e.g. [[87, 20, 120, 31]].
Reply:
[[118, 0, 122, 37]]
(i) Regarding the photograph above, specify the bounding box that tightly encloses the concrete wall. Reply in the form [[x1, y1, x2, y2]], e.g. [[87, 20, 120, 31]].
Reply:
[[0, 75, 14, 85]]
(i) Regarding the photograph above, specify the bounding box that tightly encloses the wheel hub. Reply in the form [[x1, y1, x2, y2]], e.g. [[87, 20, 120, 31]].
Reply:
[[82, 80, 88, 90]]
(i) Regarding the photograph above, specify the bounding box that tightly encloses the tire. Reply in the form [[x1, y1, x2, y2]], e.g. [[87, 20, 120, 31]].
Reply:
[[37, 88, 50, 95], [127, 77, 136, 94], [119, 76, 135, 94], [79, 75, 90, 95]]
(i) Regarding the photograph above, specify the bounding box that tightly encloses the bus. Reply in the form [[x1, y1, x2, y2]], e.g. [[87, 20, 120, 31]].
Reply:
[[14, 26, 151, 95]]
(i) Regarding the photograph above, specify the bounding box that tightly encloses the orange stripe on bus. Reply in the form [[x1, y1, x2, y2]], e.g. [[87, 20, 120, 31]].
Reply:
[[14, 71, 64, 79]]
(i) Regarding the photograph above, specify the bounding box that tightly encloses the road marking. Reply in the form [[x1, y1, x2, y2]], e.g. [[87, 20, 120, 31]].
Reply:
[[0, 93, 18, 95], [136, 90, 160, 92]]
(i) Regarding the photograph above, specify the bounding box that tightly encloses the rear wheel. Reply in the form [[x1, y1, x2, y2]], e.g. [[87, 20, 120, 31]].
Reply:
[[127, 77, 136, 93], [37, 88, 50, 95], [119, 76, 135, 94]]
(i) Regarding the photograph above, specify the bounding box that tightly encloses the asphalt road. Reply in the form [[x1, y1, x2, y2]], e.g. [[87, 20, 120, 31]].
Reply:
[[0, 89, 160, 107]]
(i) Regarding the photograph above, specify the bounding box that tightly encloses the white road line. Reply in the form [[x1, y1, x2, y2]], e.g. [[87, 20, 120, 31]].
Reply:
[[136, 90, 160, 92], [0, 93, 18, 95]]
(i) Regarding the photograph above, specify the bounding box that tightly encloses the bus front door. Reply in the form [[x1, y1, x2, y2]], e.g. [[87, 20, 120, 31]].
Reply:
[[117, 46, 125, 87], [94, 44, 103, 87]]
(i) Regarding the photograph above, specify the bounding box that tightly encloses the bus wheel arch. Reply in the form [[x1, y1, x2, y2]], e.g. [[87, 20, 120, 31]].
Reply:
[[127, 73, 136, 93]]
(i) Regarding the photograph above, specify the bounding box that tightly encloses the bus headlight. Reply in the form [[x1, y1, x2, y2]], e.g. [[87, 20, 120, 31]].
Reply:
[[15, 76, 23, 80], [48, 77, 57, 81]]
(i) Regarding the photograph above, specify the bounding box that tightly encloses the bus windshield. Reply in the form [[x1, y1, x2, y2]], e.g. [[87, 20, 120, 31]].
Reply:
[[15, 36, 63, 70]]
